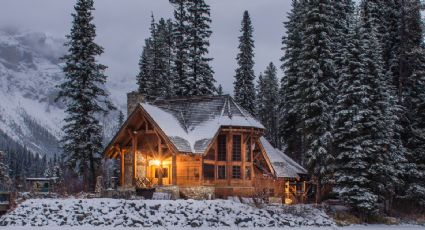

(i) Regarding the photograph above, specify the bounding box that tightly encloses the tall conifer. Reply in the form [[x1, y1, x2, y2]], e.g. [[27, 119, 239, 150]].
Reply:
[[186, 0, 215, 95], [56, 0, 115, 191], [234, 11, 256, 115]]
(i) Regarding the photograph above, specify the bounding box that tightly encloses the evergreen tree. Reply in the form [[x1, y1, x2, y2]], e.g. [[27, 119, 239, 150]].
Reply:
[[280, 0, 306, 164], [170, 0, 190, 96], [233, 11, 256, 115], [333, 19, 379, 216], [358, 1, 399, 211], [333, 0, 355, 80], [56, 0, 115, 191], [0, 151, 10, 189], [186, 0, 215, 96], [297, 0, 336, 202], [257, 63, 280, 148], [137, 16, 175, 99], [217, 84, 223, 95], [400, 0, 425, 206], [118, 110, 125, 127], [137, 38, 154, 95]]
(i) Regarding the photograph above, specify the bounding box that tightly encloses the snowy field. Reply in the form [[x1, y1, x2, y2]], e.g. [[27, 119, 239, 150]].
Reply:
[[0, 198, 333, 228], [1, 198, 423, 230], [3, 224, 425, 230]]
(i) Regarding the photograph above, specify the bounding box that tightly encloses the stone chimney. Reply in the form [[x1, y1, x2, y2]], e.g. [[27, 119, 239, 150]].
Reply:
[[127, 91, 145, 117]]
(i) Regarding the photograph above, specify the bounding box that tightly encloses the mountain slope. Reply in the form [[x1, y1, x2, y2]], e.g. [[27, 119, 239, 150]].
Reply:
[[0, 29, 65, 157], [0, 28, 126, 158]]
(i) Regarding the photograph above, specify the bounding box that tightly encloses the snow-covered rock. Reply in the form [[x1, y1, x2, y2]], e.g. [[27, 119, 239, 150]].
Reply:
[[0, 198, 334, 228]]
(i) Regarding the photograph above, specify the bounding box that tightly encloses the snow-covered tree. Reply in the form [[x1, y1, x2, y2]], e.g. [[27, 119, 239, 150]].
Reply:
[[217, 84, 223, 95], [56, 0, 115, 191], [44, 165, 64, 185], [333, 18, 379, 216], [137, 16, 175, 99], [0, 151, 11, 189], [297, 0, 336, 202], [357, 1, 399, 210], [118, 110, 124, 127], [186, 0, 215, 96], [137, 38, 154, 96], [170, 0, 190, 97], [233, 11, 256, 115], [279, 0, 306, 164], [257, 63, 280, 148], [399, 0, 425, 207]]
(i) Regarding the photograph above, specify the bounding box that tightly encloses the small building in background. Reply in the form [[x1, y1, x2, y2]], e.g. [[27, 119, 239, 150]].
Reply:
[[25, 178, 58, 193]]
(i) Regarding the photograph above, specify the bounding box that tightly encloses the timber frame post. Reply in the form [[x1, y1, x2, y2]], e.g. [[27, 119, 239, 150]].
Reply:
[[120, 146, 125, 187], [158, 137, 163, 186], [172, 153, 177, 185]]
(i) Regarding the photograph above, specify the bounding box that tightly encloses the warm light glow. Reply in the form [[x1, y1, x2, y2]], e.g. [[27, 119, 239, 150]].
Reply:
[[150, 160, 161, 166]]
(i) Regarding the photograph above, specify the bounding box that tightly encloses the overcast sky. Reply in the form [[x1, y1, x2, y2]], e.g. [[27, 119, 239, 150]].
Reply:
[[0, 0, 292, 96]]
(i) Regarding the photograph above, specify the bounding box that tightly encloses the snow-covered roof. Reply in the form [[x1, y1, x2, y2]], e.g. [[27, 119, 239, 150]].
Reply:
[[259, 137, 307, 178], [141, 95, 264, 154]]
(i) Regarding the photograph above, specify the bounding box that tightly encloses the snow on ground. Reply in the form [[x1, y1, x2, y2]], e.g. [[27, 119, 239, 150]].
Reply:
[[0, 198, 333, 228], [3, 224, 425, 230]]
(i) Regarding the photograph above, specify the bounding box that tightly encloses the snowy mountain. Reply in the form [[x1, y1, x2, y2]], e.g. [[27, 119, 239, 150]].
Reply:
[[0, 28, 127, 158]]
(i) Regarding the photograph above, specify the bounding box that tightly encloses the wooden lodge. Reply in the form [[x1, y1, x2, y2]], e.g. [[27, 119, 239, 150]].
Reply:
[[103, 93, 309, 204]]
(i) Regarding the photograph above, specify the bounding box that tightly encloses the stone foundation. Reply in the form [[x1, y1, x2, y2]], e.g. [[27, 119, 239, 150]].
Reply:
[[179, 186, 215, 200], [155, 186, 180, 200]]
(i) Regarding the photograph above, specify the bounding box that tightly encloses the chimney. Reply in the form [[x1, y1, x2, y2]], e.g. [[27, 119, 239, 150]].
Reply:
[[127, 91, 145, 117]]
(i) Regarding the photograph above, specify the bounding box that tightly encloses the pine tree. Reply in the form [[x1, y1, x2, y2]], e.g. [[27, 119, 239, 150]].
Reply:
[[217, 84, 223, 95], [170, 0, 190, 96], [56, 0, 115, 191], [280, 0, 306, 164], [118, 110, 124, 127], [137, 16, 175, 99], [333, 0, 355, 79], [233, 11, 256, 115], [0, 151, 10, 189], [257, 63, 280, 148], [297, 0, 336, 202], [137, 38, 154, 95], [333, 19, 379, 216], [399, 0, 425, 206], [358, 1, 399, 211], [186, 0, 215, 96]]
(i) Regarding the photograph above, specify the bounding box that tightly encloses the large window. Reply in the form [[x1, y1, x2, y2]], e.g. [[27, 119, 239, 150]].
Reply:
[[232, 135, 241, 161], [246, 138, 251, 162], [217, 165, 226, 179], [245, 166, 251, 180], [203, 164, 215, 180], [154, 168, 168, 178], [217, 135, 227, 161], [232, 166, 241, 179]]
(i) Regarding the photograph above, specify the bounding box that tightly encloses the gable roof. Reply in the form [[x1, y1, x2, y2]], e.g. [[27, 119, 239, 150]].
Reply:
[[141, 95, 264, 154], [259, 137, 308, 178]]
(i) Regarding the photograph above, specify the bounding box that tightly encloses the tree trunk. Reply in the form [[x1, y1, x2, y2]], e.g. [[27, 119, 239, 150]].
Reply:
[[89, 153, 96, 192], [315, 180, 322, 204]]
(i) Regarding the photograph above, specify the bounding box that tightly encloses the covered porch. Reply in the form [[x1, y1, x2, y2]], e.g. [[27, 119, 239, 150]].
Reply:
[[104, 108, 178, 189]]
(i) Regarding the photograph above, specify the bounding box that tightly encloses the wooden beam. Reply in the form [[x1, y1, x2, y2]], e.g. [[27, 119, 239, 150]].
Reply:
[[250, 129, 254, 180], [133, 131, 138, 182], [158, 137, 163, 186], [120, 147, 125, 187], [227, 131, 232, 185], [242, 133, 246, 181], [172, 153, 177, 185]]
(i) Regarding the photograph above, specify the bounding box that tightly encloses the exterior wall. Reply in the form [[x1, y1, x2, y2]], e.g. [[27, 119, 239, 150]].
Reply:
[[253, 174, 285, 199], [176, 154, 202, 186]]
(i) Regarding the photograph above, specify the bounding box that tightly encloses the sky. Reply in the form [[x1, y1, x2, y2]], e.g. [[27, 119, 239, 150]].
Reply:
[[0, 0, 292, 96]]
